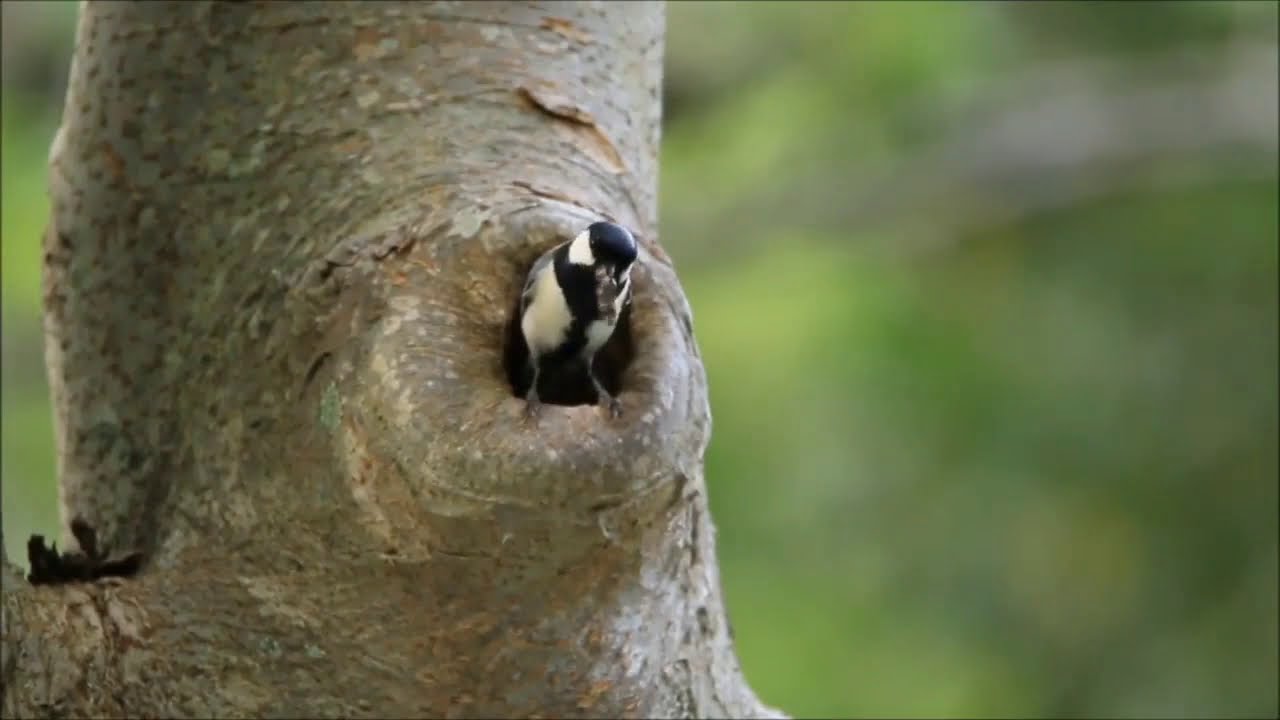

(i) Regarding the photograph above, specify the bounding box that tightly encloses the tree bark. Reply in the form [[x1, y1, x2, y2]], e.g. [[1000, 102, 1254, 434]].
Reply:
[[2, 2, 783, 717]]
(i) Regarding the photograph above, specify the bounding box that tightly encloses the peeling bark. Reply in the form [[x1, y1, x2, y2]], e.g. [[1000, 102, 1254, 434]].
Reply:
[[2, 2, 783, 717]]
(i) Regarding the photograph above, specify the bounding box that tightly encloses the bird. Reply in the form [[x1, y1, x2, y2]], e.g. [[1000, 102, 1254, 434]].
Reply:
[[518, 220, 638, 421]]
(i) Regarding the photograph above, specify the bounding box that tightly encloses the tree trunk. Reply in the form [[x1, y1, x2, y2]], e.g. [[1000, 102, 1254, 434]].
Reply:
[[2, 2, 783, 717]]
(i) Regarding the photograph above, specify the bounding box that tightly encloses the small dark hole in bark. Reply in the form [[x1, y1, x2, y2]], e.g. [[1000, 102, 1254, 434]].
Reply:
[[502, 290, 635, 407], [588, 498, 624, 513], [303, 351, 331, 390]]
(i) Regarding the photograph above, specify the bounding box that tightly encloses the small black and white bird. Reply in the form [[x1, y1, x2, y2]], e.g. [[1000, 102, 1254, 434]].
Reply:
[[519, 220, 638, 420]]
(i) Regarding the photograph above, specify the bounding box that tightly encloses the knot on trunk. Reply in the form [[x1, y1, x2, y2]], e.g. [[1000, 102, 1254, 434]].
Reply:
[[323, 204, 710, 559]]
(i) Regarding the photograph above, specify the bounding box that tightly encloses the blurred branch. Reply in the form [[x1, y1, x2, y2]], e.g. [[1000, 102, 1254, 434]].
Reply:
[[702, 41, 1277, 258], [0, 0, 76, 115], [854, 41, 1279, 245]]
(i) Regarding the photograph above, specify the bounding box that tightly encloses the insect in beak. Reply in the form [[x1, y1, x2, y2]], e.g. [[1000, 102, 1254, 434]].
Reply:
[[595, 265, 620, 323]]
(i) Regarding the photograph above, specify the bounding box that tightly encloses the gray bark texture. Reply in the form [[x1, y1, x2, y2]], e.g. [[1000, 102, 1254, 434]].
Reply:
[[1, 2, 785, 718]]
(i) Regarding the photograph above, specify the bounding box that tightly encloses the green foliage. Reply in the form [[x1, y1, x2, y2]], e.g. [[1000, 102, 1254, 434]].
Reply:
[[2, 102, 51, 306], [2, 2, 1276, 717], [2, 81, 62, 578]]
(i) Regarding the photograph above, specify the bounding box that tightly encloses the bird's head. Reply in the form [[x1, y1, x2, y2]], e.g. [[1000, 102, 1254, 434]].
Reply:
[[569, 221, 638, 283]]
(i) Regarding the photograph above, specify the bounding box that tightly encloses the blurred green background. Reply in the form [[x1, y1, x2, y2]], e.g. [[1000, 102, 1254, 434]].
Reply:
[[3, 1, 1277, 717]]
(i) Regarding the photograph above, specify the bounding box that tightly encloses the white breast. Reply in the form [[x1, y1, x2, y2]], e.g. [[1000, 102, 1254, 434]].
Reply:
[[583, 318, 616, 355], [521, 263, 571, 356], [582, 282, 628, 356]]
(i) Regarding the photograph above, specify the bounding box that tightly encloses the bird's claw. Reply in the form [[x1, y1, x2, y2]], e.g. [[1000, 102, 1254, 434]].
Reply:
[[523, 396, 542, 423], [603, 395, 623, 419]]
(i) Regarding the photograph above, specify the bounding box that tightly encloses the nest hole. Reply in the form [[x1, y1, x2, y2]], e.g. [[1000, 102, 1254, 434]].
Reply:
[[502, 290, 635, 407]]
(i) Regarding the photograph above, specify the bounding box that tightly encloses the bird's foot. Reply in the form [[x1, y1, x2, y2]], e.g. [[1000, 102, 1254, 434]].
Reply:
[[523, 394, 543, 424], [601, 394, 623, 419], [590, 373, 623, 419]]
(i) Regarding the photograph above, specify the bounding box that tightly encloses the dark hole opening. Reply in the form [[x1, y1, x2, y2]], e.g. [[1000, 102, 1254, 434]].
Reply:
[[502, 284, 635, 407]]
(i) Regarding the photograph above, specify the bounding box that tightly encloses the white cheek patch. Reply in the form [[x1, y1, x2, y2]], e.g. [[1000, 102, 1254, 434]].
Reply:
[[567, 230, 595, 266]]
